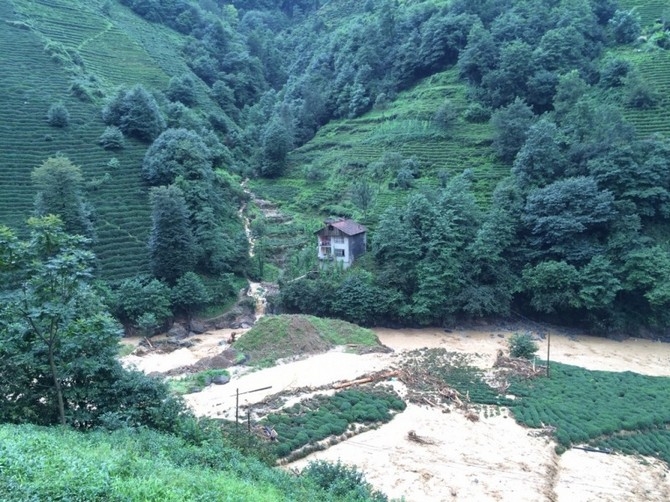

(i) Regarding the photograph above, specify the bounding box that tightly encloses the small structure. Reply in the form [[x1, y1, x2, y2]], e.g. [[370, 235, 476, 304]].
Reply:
[[316, 218, 367, 268]]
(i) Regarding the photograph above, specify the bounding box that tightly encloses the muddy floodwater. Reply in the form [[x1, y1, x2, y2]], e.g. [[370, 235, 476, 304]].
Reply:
[[122, 325, 670, 501]]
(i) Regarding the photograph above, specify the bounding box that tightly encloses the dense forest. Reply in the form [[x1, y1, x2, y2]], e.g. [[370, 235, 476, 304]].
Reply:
[[1, 0, 670, 338]]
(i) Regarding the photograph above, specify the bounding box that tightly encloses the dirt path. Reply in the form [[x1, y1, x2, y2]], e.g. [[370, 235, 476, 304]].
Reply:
[[121, 326, 670, 501]]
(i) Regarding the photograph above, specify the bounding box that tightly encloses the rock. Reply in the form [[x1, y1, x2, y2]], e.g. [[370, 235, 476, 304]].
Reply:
[[211, 374, 231, 385], [189, 320, 208, 334], [168, 323, 188, 339]]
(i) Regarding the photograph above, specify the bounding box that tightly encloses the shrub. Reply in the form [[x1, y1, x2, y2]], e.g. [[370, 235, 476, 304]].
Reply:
[[433, 99, 458, 129], [301, 460, 388, 501], [98, 126, 125, 149], [463, 102, 490, 123], [46, 102, 70, 127], [166, 74, 197, 107], [599, 58, 631, 88], [508, 332, 539, 359]]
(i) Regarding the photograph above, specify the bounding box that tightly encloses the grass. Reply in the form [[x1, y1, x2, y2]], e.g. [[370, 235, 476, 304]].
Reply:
[[0, 423, 359, 501], [232, 314, 383, 368]]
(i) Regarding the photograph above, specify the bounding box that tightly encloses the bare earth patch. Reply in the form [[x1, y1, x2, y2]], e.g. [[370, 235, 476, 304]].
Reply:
[[121, 325, 670, 501]]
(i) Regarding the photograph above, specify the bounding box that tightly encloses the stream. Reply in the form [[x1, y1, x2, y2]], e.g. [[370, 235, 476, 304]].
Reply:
[[239, 180, 270, 321]]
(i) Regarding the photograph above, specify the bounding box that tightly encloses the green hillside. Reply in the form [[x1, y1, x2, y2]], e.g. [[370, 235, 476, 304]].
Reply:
[[0, 0, 221, 280], [249, 68, 503, 238]]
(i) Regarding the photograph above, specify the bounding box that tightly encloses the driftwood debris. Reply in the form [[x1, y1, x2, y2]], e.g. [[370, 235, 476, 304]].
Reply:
[[494, 350, 544, 378], [332, 370, 400, 389], [407, 430, 436, 445]]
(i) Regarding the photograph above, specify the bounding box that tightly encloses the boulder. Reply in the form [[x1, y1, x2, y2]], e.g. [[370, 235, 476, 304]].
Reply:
[[211, 374, 231, 385], [189, 320, 208, 334], [168, 323, 188, 339]]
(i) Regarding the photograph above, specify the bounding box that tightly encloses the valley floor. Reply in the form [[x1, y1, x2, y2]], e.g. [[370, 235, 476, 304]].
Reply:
[[122, 326, 670, 501]]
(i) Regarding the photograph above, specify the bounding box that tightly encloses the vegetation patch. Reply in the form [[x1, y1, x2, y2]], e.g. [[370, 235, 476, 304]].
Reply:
[[262, 388, 405, 461], [0, 424, 385, 501], [232, 315, 386, 368], [168, 369, 230, 395], [507, 362, 670, 453], [401, 348, 513, 407]]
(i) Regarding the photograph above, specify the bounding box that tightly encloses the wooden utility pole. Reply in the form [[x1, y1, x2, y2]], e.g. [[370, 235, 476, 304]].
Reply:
[[235, 388, 239, 437], [546, 331, 551, 378]]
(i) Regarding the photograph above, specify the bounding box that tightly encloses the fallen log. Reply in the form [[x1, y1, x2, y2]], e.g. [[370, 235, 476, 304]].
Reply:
[[332, 377, 374, 389], [332, 370, 400, 390]]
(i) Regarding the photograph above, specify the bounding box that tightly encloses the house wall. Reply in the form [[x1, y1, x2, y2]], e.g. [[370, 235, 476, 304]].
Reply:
[[348, 233, 367, 260]]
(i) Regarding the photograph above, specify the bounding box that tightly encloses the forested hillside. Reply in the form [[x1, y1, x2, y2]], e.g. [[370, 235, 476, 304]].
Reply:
[[1, 0, 670, 335]]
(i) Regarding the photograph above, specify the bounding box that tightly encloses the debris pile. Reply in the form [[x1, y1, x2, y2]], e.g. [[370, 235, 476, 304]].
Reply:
[[407, 430, 436, 445]]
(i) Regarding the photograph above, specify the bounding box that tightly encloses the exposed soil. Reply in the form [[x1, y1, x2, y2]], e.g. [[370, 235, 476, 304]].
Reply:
[[121, 325, 670, 501]]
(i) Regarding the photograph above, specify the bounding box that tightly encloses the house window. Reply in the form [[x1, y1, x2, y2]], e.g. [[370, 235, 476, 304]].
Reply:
[[334, 249, 345, 257], [333, 236, 344, 244]]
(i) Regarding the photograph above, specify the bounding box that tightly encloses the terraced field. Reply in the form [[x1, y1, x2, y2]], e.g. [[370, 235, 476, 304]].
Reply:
[[619, 0, 667, 25], [616, 0, 670, 138], [250, 69, 504, 232], [0, 0, 175, 279]]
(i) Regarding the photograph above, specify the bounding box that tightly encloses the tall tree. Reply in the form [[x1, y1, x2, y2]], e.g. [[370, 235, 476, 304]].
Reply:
[[1, 217, 116, 426], [148, 186, 196, 283], [32, 156, 93, 238]]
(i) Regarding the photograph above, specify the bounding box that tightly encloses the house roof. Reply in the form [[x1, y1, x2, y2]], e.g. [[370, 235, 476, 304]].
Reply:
[[317, 218, 367, 236]]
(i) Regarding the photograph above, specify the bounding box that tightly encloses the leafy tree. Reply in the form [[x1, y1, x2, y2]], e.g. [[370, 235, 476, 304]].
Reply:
[[490, 98, 536, 162], [522, 260, 582, 314], [462, 181, 522, 318], [330, 270, 399, 327], [522, 176, 616, 263], [110, 275, 173, 335], [552, 70, 589, 121], [587, 140, 670, 219], [599, 57, 631, 88], [609, 9, 641, 44], [512, 118, 567, 189], [578, 255, 621, 310], [142, 128, 213, 186], [0, 217, 183, 430], [457, 21, 498, 84], [260, 116, 292, 177], [351, 180, 375, 217], [102, 84, 166, 142], [166, 74, 198, 106], [172, 272, 211, 321], [149, 186, 196, 284], [32, 156, 93, 238], [532, 26, 590, 73], [481, 40, 534, 107]]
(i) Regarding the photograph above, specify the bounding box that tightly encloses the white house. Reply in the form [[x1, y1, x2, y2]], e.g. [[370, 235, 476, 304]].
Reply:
[[315, 218, 367, 268]]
